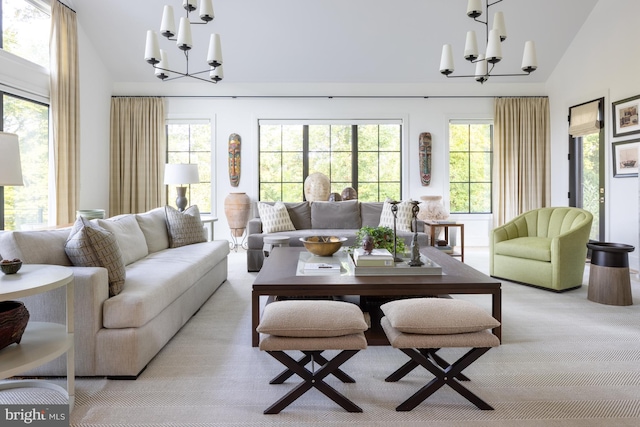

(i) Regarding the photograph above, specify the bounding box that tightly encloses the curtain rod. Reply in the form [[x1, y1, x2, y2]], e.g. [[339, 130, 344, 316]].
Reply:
[[111, 95, 548, 99], [58, 1, 76, 13]]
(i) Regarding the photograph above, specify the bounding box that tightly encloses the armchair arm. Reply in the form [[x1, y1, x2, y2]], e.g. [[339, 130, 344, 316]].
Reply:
[[550, 218, 592, 283], [247, 217, 263, 235]]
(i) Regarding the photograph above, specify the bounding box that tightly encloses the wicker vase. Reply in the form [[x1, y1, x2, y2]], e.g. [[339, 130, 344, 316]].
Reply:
[[224, 192, 251, 237], [0, 301, 30, 351]]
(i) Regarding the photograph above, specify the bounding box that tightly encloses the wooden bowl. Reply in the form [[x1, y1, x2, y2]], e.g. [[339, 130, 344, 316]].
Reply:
[[1, 260, 22, 275], [299, 236, 347, 257]]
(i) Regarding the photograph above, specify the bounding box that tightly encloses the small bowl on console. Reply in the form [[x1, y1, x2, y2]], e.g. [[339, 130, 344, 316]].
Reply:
[[300, 236, 347, 257]]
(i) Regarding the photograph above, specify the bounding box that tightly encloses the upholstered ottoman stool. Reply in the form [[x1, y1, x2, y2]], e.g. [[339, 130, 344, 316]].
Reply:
[[257, 300, 368, 414], [263, 235, 290, 257], [379, 298, 500, 411]]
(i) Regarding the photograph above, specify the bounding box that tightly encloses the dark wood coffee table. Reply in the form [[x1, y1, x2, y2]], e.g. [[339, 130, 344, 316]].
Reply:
[[252, 246, 501, 347]]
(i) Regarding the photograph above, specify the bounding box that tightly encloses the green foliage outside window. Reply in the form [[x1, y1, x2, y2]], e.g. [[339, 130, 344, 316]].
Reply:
[[449, 123, 493, 214], [2, 0, 50, 67]]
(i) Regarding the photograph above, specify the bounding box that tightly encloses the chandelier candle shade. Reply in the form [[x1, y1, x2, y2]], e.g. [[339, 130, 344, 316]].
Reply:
[[144, 0, 224, 84], [164, 163, 200, 212], [0, 132, 24, 230], [440, 0, 537, 83]]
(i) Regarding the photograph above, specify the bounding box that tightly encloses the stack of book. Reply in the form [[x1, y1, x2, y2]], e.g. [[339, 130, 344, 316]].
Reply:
[[353, 248, 394, 267]]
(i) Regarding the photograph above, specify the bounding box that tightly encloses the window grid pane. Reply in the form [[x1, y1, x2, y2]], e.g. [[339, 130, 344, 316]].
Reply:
[[259, 123, 401, 202], [166, 123, 212, 213], [449, 123, 493, 214]]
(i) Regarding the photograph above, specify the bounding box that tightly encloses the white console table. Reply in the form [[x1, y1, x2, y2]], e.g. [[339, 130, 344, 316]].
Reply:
[[0, 264, 75, 409]]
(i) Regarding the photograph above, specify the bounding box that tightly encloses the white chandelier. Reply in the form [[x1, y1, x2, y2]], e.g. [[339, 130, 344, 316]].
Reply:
[[144, 0, 224, 83], [439, 0, 537, 83]]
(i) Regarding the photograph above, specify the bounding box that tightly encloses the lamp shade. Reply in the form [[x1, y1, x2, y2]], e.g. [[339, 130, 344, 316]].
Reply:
[[466, 0, 482, 18], [164, 163, 199, 185], [207, 33, 223, 68], [485, 29, 502, 64], [475, 54, 488, 83], [210, 65, 224, 82], [144, 30, 161, 64], [160, 5, 176, 38], [155, 50, 169, 80], [492, 11, 507, 41], [0, 132, 24, 186], [464, 31, 478, 61], [439, 44, 454, 75], [199, 0, 214, 22], [176, 17, 193, 51], [521, 41, 538, 72]]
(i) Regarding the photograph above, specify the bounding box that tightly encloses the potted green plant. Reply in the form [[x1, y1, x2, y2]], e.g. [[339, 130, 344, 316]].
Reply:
[[352, 226, 406, 254]]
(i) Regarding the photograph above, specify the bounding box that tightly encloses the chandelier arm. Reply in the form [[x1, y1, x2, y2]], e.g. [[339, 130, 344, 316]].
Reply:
[[487, 0, 504, 7], [445, 72, 531, 79]]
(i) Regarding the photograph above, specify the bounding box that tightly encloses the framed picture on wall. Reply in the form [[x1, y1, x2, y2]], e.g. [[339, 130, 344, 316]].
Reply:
[[612, 95, 640, 137], [612, 139, 639, 177]]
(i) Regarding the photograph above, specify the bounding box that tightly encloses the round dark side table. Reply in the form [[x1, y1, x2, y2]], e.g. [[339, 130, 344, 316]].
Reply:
[[587, 242, 635, 306]]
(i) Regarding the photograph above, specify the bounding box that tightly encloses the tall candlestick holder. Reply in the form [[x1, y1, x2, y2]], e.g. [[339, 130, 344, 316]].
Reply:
[[408, 200, 424, 266], [389, 200, 403, 262]]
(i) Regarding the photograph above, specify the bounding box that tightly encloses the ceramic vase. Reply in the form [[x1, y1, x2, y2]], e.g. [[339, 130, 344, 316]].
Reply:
[[417, 195, 449, 243], [304, 172, 330, 201], [224, 192, 251, 237]]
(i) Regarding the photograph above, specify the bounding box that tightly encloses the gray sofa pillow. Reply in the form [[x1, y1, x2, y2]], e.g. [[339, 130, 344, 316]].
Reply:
[[285, 202, 312, 230], [311, 200, 361, 229], [361, 202, 384, 227]]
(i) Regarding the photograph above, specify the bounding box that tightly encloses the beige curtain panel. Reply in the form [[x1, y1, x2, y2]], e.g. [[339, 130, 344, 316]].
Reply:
[[493, 97, 551, 227], [50, 0, 80, 225], [569, 100, 601, 137], [109, 97, 166, 216]]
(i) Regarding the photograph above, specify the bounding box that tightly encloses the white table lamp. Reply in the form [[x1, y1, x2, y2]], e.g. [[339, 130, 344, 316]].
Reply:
[[0, 132, 24, 230], [164, 163, 199, 211]]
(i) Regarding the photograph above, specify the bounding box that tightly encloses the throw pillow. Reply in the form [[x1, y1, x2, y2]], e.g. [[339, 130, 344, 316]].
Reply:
[[164, 205, 207, 248], [257, 300, 368, 338], [380, 298, 501, 335], [379, 199, 413, 232], [257, 201, 295, 233], [96, 215, 149, 265], [64, 216, 126, 297], [310, 200, 361, 229], [135, 207, 170, 253]]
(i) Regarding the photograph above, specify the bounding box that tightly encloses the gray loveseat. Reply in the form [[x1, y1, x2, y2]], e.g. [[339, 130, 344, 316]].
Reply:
[[247, 200, 428, 272], [0, 207, 229, 378]]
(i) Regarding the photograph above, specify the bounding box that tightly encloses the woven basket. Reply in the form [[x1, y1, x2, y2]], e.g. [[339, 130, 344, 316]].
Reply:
[[0, 301, 30, 351]]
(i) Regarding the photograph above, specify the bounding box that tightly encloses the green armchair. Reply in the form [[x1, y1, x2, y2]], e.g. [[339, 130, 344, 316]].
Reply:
[[490, 207, 593, 292]]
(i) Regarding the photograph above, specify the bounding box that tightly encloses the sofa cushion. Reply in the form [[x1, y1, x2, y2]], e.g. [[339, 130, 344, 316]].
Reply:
[[493, 236, 552, 262], [360, 202, 383, 227], [102, 240, 229, 329], [64, 216, 126, 297], [96, 215, 149, 265], [256, 300, 368, 338], [379, 199, 413, 232], [0, 228, 72, 266], [257, 202, 296, 233], [311, 200, 361, 229], [135, 207, 170, 253], [380, 298, 500, 335], [165, 205, 206, 248]]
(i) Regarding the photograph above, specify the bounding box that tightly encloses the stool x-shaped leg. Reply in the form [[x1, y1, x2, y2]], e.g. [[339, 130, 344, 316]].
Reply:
[[265, 350, 362, 414], [269, 350, 356, 384], [385, 347, 493, 411]]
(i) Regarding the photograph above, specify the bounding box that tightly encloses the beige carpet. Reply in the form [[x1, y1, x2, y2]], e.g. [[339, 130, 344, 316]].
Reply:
[[3, 248, 640, 426]]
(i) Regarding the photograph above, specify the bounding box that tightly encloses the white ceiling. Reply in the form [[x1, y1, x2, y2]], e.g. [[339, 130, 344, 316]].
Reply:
[[71, 0, 599, 86]]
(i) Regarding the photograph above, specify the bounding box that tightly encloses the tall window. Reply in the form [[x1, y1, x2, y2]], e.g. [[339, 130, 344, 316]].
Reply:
[[259, 121, 402, 202], [449, 122, 493, 214], [1, 0, 50, 67], [1, 93, 50, 230], [166, 121, 212, 213]]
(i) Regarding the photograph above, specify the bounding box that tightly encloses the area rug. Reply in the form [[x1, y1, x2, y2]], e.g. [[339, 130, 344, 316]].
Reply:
[[3, 248, 640, 426]]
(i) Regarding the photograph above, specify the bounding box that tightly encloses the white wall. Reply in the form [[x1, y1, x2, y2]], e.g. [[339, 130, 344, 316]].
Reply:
[[546, 0, 640, 268]]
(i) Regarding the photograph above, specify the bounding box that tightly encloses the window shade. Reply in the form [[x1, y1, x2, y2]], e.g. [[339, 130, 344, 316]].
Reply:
[[569, 100, 601, 137]]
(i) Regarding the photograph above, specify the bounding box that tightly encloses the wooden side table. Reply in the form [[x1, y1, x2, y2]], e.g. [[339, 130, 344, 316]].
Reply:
[[0, 265, 75, 409], [425, 221, 464, 262]]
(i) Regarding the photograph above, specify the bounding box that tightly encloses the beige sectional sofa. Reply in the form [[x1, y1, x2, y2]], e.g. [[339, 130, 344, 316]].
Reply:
[[246, 200, 429, 272], [0, 207, 229, 378]]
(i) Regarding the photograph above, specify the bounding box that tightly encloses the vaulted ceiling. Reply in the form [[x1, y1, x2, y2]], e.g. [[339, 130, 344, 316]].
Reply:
[[71, 0, 599, 86]]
